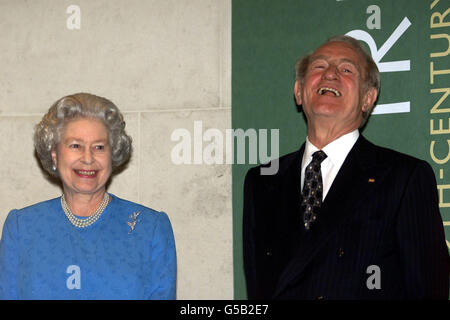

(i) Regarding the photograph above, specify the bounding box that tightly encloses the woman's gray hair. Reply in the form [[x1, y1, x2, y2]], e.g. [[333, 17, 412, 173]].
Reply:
[[34, 92, 132, 177], [295, 35, 380, 125]]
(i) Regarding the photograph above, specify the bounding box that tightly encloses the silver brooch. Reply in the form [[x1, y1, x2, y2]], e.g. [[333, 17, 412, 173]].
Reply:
[[127, 211, 141, 234]]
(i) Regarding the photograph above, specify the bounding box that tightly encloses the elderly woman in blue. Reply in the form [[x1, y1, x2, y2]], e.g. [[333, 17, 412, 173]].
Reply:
[[0, 93, 176, 299]]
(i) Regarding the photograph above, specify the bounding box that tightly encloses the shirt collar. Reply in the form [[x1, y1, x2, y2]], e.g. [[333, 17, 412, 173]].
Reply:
[[302, 129, 359, 168]]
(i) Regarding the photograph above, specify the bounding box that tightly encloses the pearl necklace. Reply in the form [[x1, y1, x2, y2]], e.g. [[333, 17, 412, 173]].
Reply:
[[61, 193, 111, 228]]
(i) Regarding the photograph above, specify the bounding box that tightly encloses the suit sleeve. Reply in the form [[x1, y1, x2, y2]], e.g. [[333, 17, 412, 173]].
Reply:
[[243, 168, 258, 300], [0, 210, 19, 300], [396, 160, 450, 299]]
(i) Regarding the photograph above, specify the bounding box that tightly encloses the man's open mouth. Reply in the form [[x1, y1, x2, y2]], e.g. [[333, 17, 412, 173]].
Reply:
[[317, 87, 341, 97]]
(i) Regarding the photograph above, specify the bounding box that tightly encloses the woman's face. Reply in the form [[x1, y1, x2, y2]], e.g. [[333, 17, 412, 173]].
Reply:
[[51, 118, 112, 197]]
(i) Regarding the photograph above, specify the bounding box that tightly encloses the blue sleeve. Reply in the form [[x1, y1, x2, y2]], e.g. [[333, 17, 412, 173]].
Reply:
[[0, 210, 19, 300], [146, 212, 177, 300]]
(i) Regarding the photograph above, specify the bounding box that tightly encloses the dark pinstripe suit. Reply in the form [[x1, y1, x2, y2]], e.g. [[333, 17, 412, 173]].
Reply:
[[243, 135, 450, 299]]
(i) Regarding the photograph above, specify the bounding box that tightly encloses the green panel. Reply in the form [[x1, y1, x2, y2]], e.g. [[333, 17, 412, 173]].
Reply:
[[232, 0, 450, 299]]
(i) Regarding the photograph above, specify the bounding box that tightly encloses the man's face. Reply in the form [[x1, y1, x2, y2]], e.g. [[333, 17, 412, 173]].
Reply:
[[295, 41, 376, 130]]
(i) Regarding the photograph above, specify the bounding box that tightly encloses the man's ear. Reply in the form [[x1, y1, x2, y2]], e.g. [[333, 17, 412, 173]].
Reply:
[[362, 87, 378, 112], [294, 80, 303, 105]]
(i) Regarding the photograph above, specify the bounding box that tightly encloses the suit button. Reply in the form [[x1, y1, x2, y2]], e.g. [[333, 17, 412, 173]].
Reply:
[[338, 248, 344, 258]]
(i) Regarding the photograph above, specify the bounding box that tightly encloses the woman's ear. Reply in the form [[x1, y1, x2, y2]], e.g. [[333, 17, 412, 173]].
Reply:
[[51, 150, 57, 169]]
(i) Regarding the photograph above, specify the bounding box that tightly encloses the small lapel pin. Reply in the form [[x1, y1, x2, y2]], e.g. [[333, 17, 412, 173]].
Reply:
[[127, 211, 141, 234], [368, 178, 375, 183]]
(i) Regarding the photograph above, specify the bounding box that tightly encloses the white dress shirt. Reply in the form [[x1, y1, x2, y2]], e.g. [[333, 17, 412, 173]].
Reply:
[[301, 130, 359, 200]]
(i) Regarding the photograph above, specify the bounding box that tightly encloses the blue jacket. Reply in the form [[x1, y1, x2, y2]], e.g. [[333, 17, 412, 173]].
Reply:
[[0, 194, 177, 299]]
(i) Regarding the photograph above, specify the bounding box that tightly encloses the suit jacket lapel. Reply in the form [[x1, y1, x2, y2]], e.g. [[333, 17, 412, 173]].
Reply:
[[273, 136, 384, 298], [279, 144, 304, 231]]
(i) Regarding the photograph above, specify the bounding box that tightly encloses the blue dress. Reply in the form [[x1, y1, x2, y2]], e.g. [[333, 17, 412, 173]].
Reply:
[[0, 194, 177, 300]]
